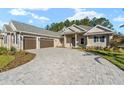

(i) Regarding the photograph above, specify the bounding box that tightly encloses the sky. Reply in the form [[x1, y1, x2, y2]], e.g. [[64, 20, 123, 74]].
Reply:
[[0, 8, 124, 34]]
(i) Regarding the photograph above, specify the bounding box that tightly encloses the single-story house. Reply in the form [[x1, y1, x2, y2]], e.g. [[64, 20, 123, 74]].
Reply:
[[1, 20, 114, 50]]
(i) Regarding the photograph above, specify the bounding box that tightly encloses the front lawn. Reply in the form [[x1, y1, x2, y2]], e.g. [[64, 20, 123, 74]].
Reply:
[[0, 55, 15, 69], [87, 49, 124, 70]]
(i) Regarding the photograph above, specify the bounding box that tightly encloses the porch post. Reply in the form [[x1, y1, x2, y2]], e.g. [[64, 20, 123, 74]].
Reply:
[[36, 37, 40, 49], [75, 33, 78, 47], [18, 33, 21, 50], [21, 35, 24, 50], [64, 35, 66, 47]]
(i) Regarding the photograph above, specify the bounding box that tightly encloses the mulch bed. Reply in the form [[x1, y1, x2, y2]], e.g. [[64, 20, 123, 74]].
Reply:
[[0, 52, 36, 73]]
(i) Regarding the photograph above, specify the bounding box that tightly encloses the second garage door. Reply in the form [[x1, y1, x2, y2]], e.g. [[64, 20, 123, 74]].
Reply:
[[40, 38, 54, 48], [23, 37, 36, 50]]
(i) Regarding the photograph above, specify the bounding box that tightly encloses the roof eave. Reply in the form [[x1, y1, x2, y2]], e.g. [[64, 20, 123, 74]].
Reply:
[[15, 30, 61, 38], [84, 32, 113, 36]]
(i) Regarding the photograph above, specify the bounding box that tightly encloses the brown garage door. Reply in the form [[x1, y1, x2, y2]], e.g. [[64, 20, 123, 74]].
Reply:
[[40, 38, 54, 48], [23, 37, 36, 50]]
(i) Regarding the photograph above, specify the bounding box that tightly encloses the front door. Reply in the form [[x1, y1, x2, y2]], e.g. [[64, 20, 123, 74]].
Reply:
[[71, 37, 75, 46]]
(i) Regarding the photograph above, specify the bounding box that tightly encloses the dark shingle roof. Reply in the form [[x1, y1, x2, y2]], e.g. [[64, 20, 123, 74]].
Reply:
[[11, 20, 61, 37]]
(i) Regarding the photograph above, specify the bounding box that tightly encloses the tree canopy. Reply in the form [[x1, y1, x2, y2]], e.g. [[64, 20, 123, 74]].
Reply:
[[46, 17, 114, 32]]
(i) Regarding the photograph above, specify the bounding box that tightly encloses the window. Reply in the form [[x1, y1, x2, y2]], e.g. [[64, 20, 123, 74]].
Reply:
[[100, 36, 105, 42], [94, 36, 99, 42], [16, 34, 18, 44], [81, 38, 84, 44], [13, 35, 15, 44]]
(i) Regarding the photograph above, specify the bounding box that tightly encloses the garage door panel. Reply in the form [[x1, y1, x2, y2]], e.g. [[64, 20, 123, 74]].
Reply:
[[40, 38, 54, 48], [23, 37, 36, 50]]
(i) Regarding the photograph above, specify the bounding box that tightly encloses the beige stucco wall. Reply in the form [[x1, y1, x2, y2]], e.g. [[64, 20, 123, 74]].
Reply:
[[54, 38, 64, 47], [86, 34, 110, 48], [64, 35, 73, 48]]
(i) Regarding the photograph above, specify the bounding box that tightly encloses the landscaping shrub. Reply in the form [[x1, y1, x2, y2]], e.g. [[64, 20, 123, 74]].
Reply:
[[110, 47, 120, 52], [0, 47, 8, 55], [10, 47, 16, 52], [15, 51, 26, 58], [78, 44, 86, 49]]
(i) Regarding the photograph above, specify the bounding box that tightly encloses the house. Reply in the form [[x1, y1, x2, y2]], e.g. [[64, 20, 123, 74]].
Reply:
[[1, 20, 113, 50], [0, 30, 3, 47], [61, 24, 113, 48]]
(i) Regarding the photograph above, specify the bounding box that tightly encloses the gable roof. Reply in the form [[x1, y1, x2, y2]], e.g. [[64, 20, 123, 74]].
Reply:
[[4, 24, 13, 32], [10, 20, 61, 37], [60, 24, 87, 35], [78, 25, 93, 31], [84, 25, 113, 35]]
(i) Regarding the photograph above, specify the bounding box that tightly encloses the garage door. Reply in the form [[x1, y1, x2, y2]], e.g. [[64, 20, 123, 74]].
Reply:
[[23, 37, 36, 50], [40, 38, 54, 48]]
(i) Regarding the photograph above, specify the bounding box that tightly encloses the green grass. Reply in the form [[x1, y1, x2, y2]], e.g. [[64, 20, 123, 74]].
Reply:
[[88, 50, 124, 70], [0, 55, 15, 69]]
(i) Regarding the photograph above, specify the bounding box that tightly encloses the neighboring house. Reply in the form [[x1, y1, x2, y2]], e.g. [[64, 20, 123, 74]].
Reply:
[[1, 20, 114, 50]]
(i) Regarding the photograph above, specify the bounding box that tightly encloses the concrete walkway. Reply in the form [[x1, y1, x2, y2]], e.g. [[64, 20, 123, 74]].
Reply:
[[0, 48, 124, 85]]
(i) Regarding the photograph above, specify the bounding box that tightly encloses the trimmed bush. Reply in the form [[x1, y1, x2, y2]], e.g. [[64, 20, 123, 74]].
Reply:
[[0, 47, 8, 55], [10, 47, 16, 52]]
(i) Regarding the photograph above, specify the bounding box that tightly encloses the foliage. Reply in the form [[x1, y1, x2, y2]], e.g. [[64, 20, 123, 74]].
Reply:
[[1, 52, 35, 72], [0, 47, 8, 55], [46, 17, 114, 32], [110, 34, 124, 47], [10, 47, 16, 52]]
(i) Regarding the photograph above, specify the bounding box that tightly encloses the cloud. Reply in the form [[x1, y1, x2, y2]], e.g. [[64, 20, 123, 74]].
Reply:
[[113, 16, 124, 22], [67, 8, 105, 21], [9, 8, 50, 22], [9, 9, 28, 16], [26, 8, 50, 11], [30, 13, 49, 22]]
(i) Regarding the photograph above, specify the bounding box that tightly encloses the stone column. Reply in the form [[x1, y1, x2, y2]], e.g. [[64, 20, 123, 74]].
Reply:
[[75, 34, 78, 47], [21, 35, 24, 50], [36, 37, 40, 49], [64, 35, 67, 47], [18, 33, 21, 50]]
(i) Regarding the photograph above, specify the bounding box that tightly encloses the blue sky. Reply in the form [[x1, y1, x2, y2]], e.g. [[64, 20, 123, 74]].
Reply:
[[0, 8, 124, 34]]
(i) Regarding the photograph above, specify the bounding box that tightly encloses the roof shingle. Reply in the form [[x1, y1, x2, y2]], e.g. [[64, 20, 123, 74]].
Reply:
[[11, 20, 61, 37], [4, 24, 13, 31]]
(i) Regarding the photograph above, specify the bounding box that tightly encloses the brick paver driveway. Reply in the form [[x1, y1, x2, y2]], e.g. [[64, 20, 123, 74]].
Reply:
[[0, 48, 124, 85]]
